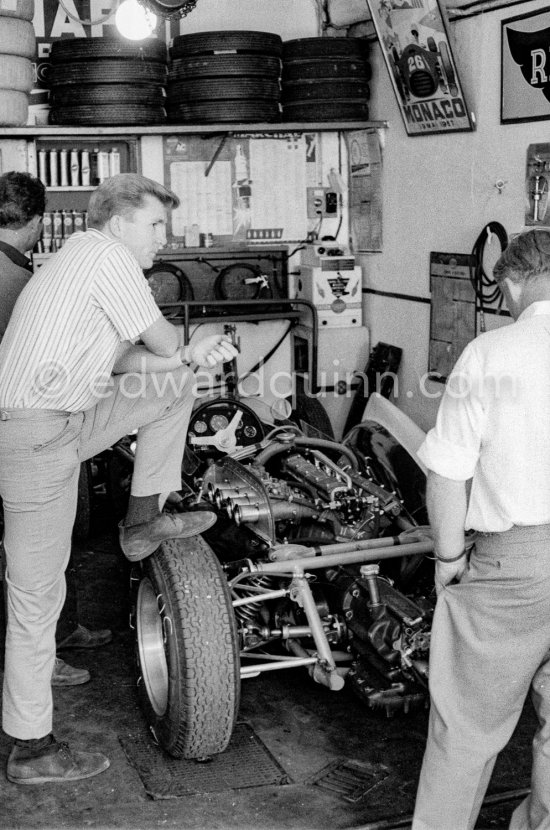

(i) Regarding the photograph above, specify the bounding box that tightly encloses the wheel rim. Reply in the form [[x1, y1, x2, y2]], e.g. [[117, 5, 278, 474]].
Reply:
[[137, 577, 169, 716]]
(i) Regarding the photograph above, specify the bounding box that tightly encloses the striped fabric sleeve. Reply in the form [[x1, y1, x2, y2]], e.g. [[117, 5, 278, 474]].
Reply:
[[91, 243, 161, 341]]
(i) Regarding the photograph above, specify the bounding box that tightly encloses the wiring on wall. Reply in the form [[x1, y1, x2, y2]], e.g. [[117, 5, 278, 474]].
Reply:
[[470, 221, 508, 332]]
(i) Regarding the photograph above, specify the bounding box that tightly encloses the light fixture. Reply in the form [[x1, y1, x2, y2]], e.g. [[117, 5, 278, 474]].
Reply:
[[137, 0, 200, 19], [115, 0, 158, 40]]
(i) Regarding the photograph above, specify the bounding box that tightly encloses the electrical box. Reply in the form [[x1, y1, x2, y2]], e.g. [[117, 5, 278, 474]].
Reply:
[[306, 187, 338, 219], [294, 264, 362, 327]]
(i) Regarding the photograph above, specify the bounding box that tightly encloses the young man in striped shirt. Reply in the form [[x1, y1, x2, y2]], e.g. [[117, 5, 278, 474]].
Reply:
[[0, 170, 112, 689], [0, 173, 238, 785]]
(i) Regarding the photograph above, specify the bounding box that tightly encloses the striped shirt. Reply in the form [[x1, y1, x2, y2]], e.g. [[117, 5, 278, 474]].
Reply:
[[0, 229, 161, 412]]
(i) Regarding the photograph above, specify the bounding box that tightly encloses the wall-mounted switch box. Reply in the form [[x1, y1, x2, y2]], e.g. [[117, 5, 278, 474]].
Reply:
[[307, 187, 338, 218]]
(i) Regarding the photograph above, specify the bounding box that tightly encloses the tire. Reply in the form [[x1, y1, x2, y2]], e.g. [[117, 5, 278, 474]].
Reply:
[[288, 390, 334, 438], [168, 77, 280, 102], [282, 58, 371, 82], [214, 262, 270, 300], [170, 54, 281, 79], [0, 17, 35, 58], [283, 38, 366, 62], [144, 261, 194, 318], [0, 54, 33, 92], [167, 99, 280, 124], [0, 88, 28, 125], [50, 36, 166, 63], [73, 460, 92, 543], [51, 83, 164, 108], [282, 99, 369, 122], [282, 79, 369, 103], [136, 536, 240, 759], [49, 104, 167, 126], [50, 61, 167, 86], [171, 31, 283, 59], [0, 0, 34, 20]]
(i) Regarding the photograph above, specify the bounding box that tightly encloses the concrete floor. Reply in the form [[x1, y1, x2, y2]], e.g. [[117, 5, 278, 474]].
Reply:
[[0, 504, 536, 830]]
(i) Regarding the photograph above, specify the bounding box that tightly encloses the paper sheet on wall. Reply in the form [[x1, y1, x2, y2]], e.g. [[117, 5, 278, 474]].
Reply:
[[170, 160, 233, 238], [346, 130, 382, 252], [248, 137, 308, 241]]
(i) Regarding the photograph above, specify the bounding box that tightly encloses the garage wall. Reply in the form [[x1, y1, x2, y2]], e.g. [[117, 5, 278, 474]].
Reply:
[[361, 0, 548, 431]]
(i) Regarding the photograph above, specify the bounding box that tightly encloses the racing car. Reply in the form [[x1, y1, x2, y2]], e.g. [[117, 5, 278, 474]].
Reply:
[[129, 392, 435, 761]]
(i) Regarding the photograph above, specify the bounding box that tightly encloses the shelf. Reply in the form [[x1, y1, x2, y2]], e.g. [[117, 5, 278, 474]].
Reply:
[[2, 121, 388, 137]]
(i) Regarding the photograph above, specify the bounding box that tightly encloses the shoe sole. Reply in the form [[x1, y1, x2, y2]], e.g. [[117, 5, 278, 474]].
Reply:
[[7, 758, 110, 784], [121, 513, 217, 562], [51, 677, 91, 686]]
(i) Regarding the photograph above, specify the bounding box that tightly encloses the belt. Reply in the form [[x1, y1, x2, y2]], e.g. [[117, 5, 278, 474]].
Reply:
[[0, 408, 71, 421]]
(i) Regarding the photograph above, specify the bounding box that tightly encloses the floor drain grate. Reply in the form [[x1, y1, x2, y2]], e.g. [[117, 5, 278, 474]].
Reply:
[[309, 759, 390, 803], [119, 721, 291, 799]]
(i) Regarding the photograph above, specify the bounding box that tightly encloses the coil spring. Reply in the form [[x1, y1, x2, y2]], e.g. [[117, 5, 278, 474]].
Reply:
[[233, 574, 277, 626]]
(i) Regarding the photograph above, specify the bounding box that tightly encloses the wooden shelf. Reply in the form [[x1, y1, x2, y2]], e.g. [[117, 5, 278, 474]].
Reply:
[[2, 121, 388, 137]]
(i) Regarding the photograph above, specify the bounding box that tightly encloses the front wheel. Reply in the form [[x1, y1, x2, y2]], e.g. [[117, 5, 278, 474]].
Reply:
[[135, 536, 240, 759]]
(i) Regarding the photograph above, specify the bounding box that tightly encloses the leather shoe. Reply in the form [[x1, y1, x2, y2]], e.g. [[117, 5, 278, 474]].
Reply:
[[51, 657, 90, 687], [118, 511, 217, 562], [7, 741, 109, 785], [57, 624, 112, 651]]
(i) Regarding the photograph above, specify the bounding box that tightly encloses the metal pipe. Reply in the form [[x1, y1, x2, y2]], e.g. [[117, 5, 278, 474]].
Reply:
[[269, 534, 419, 562], [291, 573, 335, 667], [240, 657, 317, 677], [256, 540, 434, 574], [232, 588, 289, 607]]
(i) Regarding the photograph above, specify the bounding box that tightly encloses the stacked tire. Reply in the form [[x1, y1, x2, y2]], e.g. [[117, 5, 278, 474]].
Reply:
[[48, 37, 168, 126], [167, 31, 282, 124], [0, 0, 36, 126], [281, 38, 371, 122]]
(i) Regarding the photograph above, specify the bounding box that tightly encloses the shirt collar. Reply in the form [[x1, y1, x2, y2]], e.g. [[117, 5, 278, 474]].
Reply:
[[0, 240, 32, 272], [517, 301, 550, 321]]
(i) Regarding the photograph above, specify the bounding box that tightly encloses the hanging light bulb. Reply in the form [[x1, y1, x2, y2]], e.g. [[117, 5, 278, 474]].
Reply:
[[115, 0, 157, 40]]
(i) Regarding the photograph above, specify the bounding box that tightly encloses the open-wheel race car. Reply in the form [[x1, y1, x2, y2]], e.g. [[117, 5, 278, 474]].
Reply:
[[130, 392, 435, 761]]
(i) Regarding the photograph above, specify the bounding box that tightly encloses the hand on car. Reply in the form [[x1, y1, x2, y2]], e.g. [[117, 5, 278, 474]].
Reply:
[[189, 335, 239, 368]]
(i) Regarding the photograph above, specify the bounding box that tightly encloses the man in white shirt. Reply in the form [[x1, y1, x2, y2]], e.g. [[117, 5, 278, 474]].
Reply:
[[412, 228, 550, 829], [0, 173, 238, 786]]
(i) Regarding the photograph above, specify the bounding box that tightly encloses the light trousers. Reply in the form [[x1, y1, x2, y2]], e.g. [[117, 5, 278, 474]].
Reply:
[[0, 366, 195, 739], [412, 524, 550, 830]]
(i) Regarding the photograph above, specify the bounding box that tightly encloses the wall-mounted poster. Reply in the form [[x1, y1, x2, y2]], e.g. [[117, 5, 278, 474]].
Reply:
[[502, 7, 550, 124], [365, 0, 474, 136]]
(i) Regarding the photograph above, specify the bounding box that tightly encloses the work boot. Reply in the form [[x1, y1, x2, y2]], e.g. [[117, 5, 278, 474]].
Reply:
[[118, 511, 217, 562], [7, 740, 109, 785], [51, 657, 90, 687], [57, 624, 112, 651]]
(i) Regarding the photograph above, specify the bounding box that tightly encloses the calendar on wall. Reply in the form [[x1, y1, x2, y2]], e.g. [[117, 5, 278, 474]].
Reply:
[[164, 133, 309, 245]]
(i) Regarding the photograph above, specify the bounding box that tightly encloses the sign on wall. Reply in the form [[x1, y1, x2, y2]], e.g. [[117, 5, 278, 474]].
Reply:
[[501, 7, 550, 124], [365, 0, 474, 136]]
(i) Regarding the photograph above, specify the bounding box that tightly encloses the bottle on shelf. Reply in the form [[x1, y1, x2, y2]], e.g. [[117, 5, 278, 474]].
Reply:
[[109, 147, 121, 177], [59, 149, 69, 187], [81, 150, 91, 187], [70, 149, 80, 187]]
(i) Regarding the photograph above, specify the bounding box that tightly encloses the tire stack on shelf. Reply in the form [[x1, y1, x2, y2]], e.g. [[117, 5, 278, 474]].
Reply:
[[0, 0, 36, 126], [167, 30, 282, 124], [48, 37, 168, 126], [281, 37, 371, 122]]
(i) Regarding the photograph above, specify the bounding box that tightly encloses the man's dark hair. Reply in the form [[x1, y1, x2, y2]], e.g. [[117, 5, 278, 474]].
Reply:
[[0, 171, 46, 229]]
